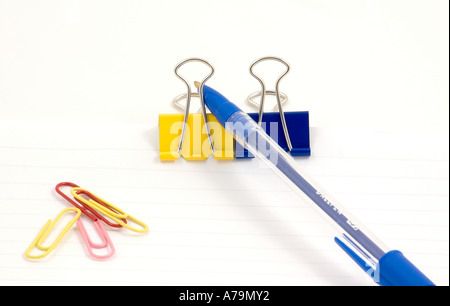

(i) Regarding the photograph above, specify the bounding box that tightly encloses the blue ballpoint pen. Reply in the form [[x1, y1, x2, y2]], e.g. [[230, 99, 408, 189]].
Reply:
[[200, 83, 435, 286]]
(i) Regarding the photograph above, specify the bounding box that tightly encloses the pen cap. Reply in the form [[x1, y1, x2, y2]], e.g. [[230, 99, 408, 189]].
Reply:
[[378, 250, 435, 286], [202, 85, 242, 126]]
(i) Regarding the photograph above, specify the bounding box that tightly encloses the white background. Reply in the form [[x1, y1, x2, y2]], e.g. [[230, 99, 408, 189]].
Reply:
[[0, 0, 448, 133], [0, 0, 448, 287]]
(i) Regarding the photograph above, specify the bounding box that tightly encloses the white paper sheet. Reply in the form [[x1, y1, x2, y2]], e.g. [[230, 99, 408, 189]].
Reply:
[[0, 120, 448, 285]]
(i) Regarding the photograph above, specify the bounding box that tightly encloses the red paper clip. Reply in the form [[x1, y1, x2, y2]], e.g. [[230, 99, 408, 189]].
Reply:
[[56, 182, 127, 228]]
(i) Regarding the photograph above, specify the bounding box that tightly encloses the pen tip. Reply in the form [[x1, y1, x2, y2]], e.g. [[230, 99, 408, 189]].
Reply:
[[194, 81, 200, 88]]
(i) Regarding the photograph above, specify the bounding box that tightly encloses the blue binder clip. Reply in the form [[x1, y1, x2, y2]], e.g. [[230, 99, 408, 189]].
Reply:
[[236, 57, 311, 158]]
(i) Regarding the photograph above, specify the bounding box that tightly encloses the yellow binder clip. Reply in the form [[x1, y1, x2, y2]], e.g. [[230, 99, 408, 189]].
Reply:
[[25, 207, 81, 259], [70, 187, 148, 233], [159, 58, 234, 161]]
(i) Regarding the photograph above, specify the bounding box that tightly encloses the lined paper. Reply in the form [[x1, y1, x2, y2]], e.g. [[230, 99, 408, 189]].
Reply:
[[0, 120, 448, 286]]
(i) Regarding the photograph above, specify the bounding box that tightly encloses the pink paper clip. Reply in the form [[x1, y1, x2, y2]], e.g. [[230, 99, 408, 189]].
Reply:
[[76, 218, 115, 260], [56, 182, 115, 260]]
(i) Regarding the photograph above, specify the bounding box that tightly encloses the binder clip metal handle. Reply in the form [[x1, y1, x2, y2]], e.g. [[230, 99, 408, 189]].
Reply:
[[173, 92, 203, 114], [247, 90, 288, 112], [174, 58, 215, 155], [248, 56, 292, 151]]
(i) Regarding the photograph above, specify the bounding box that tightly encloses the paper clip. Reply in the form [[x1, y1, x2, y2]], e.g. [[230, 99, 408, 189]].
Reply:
[[25, 207, 81, 259], [70, 187, 148, 233], [76, 217, 115, 260], [55, 182, 115, 260], [159, 58, 234, 161], [236, 56, 311, 158]]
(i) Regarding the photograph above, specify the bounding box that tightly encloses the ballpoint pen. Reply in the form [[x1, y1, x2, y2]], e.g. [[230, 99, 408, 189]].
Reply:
[[199, 83, 435, 286]]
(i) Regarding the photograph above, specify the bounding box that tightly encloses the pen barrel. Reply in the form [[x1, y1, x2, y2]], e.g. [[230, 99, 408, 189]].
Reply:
[[226, 111, 390, 278]]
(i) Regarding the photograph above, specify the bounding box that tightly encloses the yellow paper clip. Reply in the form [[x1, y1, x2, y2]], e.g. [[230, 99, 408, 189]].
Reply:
[[159, 58, 234, 161], [25, 207, 81, 259], [70, 187, 148, 233]]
